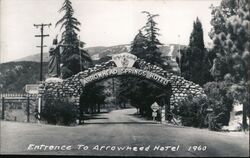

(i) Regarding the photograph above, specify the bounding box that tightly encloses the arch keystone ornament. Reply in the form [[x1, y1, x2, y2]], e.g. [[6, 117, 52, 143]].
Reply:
[[39, 53, 206, 123], [112, 52, 137, 67]]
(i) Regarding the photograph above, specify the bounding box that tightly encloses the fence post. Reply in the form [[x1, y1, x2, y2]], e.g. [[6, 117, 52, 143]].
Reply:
[[2, 97, 5, 120], [27, 96, 30, 123], [38, 97, 41, 123]]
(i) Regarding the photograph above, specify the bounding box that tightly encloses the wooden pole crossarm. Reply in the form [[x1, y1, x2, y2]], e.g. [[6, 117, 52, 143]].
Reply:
[[35, 35, 49, 37], [33, 23, 51, 81], [36, 45, 47, 48]]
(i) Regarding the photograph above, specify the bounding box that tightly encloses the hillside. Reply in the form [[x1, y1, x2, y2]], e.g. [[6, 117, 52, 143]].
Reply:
[[1, 44, 184, 93], [16, 54, 50, 63], [0, 61, 48, 93], [15, 44, 186, 62]]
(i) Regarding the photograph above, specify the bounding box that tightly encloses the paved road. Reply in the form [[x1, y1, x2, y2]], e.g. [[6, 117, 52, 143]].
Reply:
[[1, 108, 249, 157]]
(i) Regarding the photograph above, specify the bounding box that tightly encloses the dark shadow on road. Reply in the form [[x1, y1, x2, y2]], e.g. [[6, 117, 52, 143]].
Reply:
[[82, 122, 157, 125], [84, 117, 109, 120], [84, 111, 110, 115], [83, 112, 110, 120], [127, 113, 153, 120]]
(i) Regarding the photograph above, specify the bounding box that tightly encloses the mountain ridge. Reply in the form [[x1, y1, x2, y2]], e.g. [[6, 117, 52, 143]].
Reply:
[[13, 44, 186, 63], [0, 44, 185, 93]]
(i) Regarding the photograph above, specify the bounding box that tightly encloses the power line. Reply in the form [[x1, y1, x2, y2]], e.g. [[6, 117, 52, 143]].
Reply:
[[34, 23, 51, 81]]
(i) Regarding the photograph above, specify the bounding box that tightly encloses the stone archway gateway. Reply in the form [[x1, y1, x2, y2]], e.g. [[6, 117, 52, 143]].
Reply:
[[38, 53, 205, 123]]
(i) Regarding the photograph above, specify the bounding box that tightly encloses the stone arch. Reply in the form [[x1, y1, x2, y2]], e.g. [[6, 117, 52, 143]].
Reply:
[[39, 54, 205, 110]]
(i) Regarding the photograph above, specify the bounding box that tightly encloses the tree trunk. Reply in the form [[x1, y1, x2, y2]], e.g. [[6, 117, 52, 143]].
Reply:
[[242, 102, 247, 131], [79, 105, 83, 125], [139, 108, 143, 115], [98, 104, 100, 113], [94, 104, 96, 113], [91, 105, 94, 114]]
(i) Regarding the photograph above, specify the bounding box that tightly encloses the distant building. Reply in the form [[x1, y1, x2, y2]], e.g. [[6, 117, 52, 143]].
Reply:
[[161, 44, 181, 74], [92, 54, 100, 61], [163, 45, 182, 62], [168, 45, 176, 61]]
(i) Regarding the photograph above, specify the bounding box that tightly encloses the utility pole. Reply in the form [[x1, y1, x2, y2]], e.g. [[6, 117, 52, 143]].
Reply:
[[34, 23, 51, 81], [78, 36, 82, 72]]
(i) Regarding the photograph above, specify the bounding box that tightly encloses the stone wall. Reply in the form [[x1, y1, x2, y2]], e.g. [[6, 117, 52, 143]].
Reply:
[[134, 59, 206, 108], [39, 58, 205, 109]]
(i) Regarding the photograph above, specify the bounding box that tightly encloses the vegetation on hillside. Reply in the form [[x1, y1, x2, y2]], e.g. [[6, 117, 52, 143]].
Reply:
[[0, 61, 48, 93]]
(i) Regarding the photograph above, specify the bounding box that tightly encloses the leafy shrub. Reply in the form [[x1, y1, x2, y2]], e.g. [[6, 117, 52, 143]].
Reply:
[[174, 81, 235, 131], [203, 81, 234, 126], [207, 112, 225, 131], [40, 99, 77, 126], [174, 95, 209, 128]]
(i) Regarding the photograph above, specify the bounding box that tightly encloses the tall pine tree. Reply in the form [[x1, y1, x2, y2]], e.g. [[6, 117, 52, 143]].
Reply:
[[209, 0, 249, 130], [56, 0, 80, 46], [141, 11, 164, 66], [117, 30, 146, 111], [130, 29, 147, 59], [189, 18, 205, 50], [179, 17, 213, 85], [117, 12, 166, 117], [56, 0, 91, 78]]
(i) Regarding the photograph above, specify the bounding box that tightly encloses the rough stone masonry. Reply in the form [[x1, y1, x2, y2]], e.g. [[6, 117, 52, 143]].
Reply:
[[39, 58, 206, 109]]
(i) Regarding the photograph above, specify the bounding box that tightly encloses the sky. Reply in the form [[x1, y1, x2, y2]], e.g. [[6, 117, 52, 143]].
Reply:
[[0, 0, 221, 63]]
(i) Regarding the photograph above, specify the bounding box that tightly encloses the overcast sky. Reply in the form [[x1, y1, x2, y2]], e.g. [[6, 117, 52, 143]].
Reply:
[[0, 0, 221, 63]]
